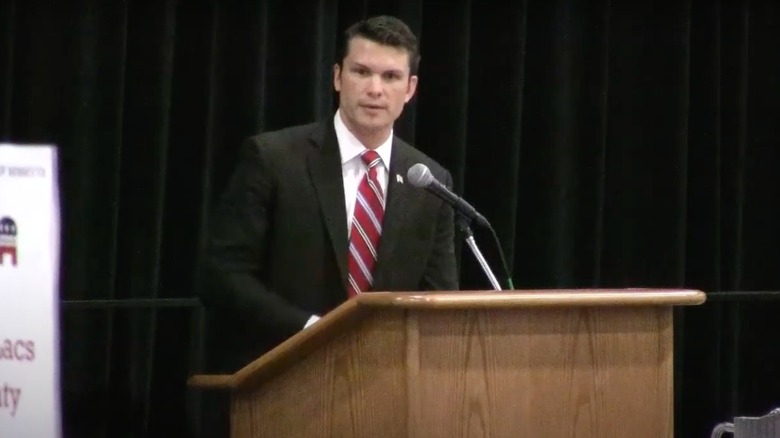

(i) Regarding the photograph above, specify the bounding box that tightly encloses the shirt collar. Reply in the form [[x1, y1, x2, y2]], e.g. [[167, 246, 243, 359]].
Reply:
[[334, 109, 393, 169]]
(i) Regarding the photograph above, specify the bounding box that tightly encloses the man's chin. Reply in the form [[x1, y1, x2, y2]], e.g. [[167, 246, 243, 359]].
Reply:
[[355, 118, 389, 132]]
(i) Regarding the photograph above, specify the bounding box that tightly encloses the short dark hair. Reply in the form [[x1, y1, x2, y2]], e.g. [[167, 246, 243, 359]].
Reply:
[[337, 15, 421, 75]]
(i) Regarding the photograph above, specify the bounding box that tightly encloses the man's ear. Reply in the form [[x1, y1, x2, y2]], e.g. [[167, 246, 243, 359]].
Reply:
[[333, 64, 342, 92], [405, 75, 418, 103]]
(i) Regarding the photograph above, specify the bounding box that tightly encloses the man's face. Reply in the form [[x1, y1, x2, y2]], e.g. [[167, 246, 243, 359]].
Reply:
[[334, 36, 418, 142]]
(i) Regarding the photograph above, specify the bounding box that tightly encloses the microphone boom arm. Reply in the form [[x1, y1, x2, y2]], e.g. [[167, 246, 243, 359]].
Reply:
[[455, 213, 502, 291]]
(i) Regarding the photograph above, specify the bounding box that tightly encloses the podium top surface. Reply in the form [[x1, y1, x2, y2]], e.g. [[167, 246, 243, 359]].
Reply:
[[356, 289, 705, 308], [188, 289, 705, 390]]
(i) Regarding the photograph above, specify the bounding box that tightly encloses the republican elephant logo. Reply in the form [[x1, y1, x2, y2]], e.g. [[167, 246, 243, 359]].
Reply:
[[0, 216, 18, 266]]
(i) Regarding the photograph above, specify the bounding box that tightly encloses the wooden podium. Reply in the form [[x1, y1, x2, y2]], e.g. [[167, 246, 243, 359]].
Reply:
[[188, 289, 705, 437]]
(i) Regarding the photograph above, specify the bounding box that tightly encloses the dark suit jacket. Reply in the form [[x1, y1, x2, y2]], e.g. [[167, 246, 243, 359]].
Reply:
[[199, 116, 458, 373]]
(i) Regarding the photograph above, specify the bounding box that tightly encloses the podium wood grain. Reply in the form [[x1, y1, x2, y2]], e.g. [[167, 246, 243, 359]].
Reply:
[[188, 290, 704, 437]]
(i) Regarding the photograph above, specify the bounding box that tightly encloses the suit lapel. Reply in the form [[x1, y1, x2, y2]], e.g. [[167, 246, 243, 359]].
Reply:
[[373, 140, 416, 289], [306, 122, 349, 291]]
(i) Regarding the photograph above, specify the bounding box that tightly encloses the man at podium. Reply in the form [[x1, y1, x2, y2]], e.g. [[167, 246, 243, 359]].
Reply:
[[196, 14, 459, 436]]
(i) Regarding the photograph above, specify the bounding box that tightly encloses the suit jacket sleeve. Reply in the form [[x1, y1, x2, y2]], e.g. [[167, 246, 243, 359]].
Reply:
[[419, 169, 459, 291], [199, 136, 311, 337]]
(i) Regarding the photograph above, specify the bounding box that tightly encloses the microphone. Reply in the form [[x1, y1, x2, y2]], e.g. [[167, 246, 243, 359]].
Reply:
[[407, 163, 490, 228]]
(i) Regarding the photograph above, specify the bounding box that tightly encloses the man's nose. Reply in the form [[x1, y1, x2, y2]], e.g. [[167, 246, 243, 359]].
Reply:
[[366, 75, 382, 95]]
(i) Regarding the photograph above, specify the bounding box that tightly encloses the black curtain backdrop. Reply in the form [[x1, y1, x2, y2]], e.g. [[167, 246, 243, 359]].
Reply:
[[1, 0, 779, 436]]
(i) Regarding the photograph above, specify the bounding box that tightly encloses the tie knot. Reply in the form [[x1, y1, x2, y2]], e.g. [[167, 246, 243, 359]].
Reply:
[[361, 150, 381, 169]]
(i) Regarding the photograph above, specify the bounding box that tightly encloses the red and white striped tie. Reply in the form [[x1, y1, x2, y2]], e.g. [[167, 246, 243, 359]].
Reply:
[[347, 150, 385, 297]]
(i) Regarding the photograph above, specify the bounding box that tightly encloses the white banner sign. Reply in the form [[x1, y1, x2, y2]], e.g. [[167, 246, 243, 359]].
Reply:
[[0, 144, 62, 437]]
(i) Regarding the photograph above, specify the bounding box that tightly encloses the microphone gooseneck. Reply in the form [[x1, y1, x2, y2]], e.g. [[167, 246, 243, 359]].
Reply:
[[407, 163, 489, 228], [407, 163, 515, 290]]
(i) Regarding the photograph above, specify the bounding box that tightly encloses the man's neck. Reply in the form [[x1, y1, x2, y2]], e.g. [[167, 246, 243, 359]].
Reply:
[[338, 112, 391, 150], [354, 130, 391, 150]]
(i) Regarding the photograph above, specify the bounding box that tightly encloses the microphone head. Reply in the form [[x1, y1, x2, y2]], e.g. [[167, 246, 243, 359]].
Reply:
[[407, 163, 434, 188]]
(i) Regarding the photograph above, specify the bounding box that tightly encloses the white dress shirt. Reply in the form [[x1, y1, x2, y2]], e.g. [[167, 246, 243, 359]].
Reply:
[[304, 110, 393, 329], [334, 109, 393, 233]]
